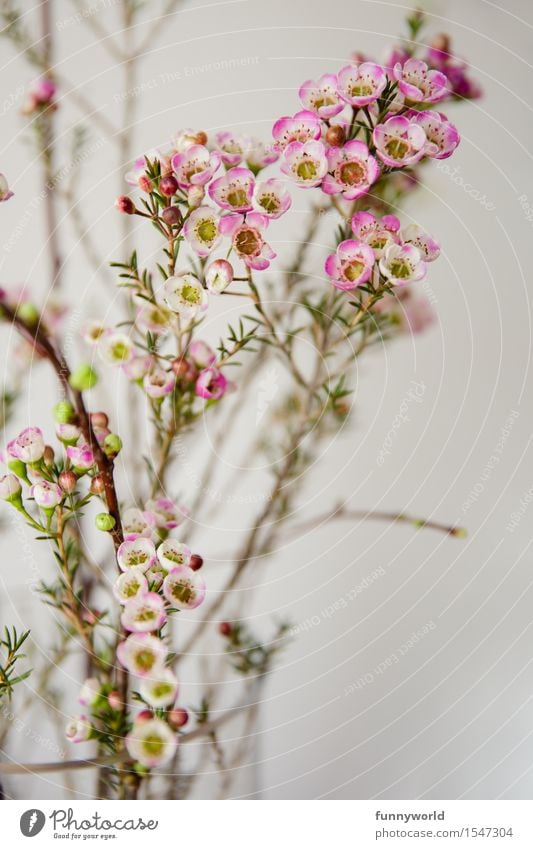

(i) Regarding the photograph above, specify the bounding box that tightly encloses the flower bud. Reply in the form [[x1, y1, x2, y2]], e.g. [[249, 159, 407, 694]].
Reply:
[[0, 473, 22, 503], [53, 400, 76, 424], [195, 131, 208, 145], [136, 709, 154, 724], [43, 445, 55, 466], [138, 175, 153, 193], [108, 690, 122, 711], [17, 302, 40, 325], [59, 470, 77, 493], [103, 433, 122, 458], [168, 707, 189, 729], [218, 621, 233, 637], [189, 554, 203, 571], [90, 411, 109, 429], [161, 206, 183, 228], [90, 475, 105, 496], [171, 357, 190, 380], [69, 364, 98, 391], [326, 125, 346, 147], [115, 195, 135, 214], [95, 512, 116, 532], [159, 175, 178, 197]]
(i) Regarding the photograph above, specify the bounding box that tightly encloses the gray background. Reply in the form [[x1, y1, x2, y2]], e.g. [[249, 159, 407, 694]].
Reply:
[[1, 0, 533, 799]]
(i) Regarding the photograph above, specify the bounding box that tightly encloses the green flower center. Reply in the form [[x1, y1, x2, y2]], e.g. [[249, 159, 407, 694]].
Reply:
[[180, 284, 201, 304], [196, 219, 217, 243], [226, 188, 249, 208], [385, 138, 409, 161], [152, 682, 173, 699], [389, 259, 412, 279], [349, 81, 373, 97], [344, 260, 365, 282], [169, 579, 193, 605], [111, 341, 130, 361], [258, 193, 280, 214], [125, 580, 141, 597], [296, 160, 317, 181], [136, 649, 156, 670], [142, 734, 165, 756]]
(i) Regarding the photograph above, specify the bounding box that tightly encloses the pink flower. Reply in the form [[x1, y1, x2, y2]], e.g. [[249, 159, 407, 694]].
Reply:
[[56, 423, 81, 444], [214, 130, 247, 166], [163, 565, 206, 610], [7, 427, 45, 463], [117, 536, 157, 572], [351, 212, 400, 258], [392, 58, 448, 104], [337, 62, 387, 106], [113, 568, 149, 604], [324, 239, 375, 291], [157, 538, 191, 570], [0, 174, 14, 202], [143, 368, 176, 398], [163, 273, 208, 318], [31, 76, 56, 104], [189, 340, 216, 368], [208, 167, 255, 212], [280, 140, 328, 188], [245, 139, 279, 172], [373, 115, 426, 168], [195, 367, 228, 400], [121, 592, 167, 633], [183, 206, 222, 256], [145, 498, 187, 531], [135, 302, 172, 335], [117, 633, 168, 675], [79, 678, 101, 707], [272, 110, 322, 151], [66, 443, 95, 471], [219, 212, 276, 271], [126, 717, 177, 767], [171, 144, 220, 189], [408, 110, 460, 160], [30, 480, 63, 508], [322, 140, 379, 200], [0, 474, 22, 502], [252, 178, 292, 218], [122, 353, 153, 381], [205, 259, 234, 294], [299, 74, 343, 119], [379, 243, 427, 286], [65, 715, 92, 743], [400, 224, 440, 262], [122, 507, 153, 536]]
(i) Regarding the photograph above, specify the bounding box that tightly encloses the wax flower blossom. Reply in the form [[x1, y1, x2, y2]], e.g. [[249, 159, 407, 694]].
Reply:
[[408, 110, 460, 160], [136, 302, 172, 335], [214, 130, 248, 166], [117, 536, 157, 572], [272, 110, 322, 151], [400, 224, 440, 262], [79, 678, 102, 707], [208, 167, 255, 212], [171, 144, 220, 189], [245, 139, 279, 172], [0, 173, 14, 202], [183, 206, 222, 256], [252, 178, 292, 218], [113, 568, 149, 604], [122, 353, 152, 381], [65, 715, 92, 744], [325, 240, 376, 291], [379, 243, 427, 286], [156, 538, 191, 570], [143, 368, 176, 399], [219, 213, 276, 271], [122, 507, 152, 536], [205, 259, 233, 294], [351, 212, 401, 258], [299, 74, 344, 119], [163, 565, 206, 610], [139, 669, 179, 708], [7, 427, 45, 463], [66, 443, 95, 471], [322, 140, 380, 200], [82, 319, 106, 345], [126, 717, 177, 768], [337, 62, 387, 106], [163, 273, 208, 318], [393, 58, 449, 104], [373, 115, 427, 168], [117, 633, 168, 676], [145, 497, 186, 530], [30, 480, 63, 509], [188, 340, 216, 369], [195, 366, 228, 400], [281, 140, 328, 188], [56, 423, 81, 445], [98, 331, 134, 365], [121, 592, 167, 633]]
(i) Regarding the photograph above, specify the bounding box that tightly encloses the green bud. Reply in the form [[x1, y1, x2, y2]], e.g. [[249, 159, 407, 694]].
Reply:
[[69, 364, 98, 391], [17, 302, 40, 325], [53, 400, 76, 424], [7, 458, 29, 482], [95, 512, 116, 532], [103, 433, 122, 458]]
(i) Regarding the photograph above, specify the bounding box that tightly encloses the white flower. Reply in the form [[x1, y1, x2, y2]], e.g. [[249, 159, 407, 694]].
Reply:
[[117, 536, 157, 572], [117, 633, 168, 676], [65, 715, 92, 743], [126, 717, 177, 767], [98, 332, 134, 365], [0, 473, 22, 502], [140, 670, 179, 708], [157, 539, 191, 571], [113, 569, 149, 604], [163, 565, 206, 610], [163, 273, 208, 319], [79, 678, 102, 707]]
